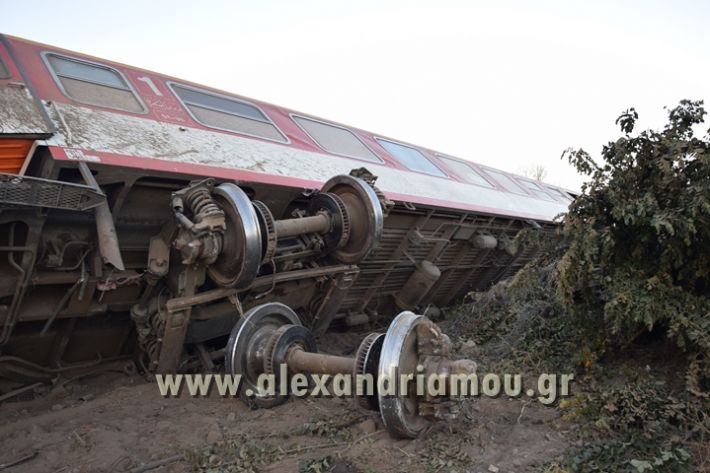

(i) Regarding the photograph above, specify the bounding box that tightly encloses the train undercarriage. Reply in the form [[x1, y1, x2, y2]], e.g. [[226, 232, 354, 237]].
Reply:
[[0, 147, 542, 399]]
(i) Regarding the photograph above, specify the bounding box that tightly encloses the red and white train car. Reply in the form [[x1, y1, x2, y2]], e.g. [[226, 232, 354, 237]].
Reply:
[[0, 35, 572, 384]]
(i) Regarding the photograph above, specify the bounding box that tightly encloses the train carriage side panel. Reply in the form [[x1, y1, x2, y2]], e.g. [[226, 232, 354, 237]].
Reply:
[[5, 35, 570, 223]]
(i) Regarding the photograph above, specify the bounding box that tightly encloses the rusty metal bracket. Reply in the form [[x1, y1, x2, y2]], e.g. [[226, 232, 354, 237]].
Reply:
[[77, 163, 125, 271], [164, 264, 359, 314], [156, 264, 204, 373], [310, 269, 359, 336]]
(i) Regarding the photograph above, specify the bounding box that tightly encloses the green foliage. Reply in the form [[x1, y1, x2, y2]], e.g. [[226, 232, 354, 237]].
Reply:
[[451, 101, 710, 472], [556, 102, 710, 471], [557, 100, 710, 386], [629, 450, 691, 473], [561, 375, 702, 473], [449, 231, 585, 374]]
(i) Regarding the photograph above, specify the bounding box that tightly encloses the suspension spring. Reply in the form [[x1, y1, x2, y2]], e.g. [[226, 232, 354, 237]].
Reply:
[[185, 187, 223, 222]]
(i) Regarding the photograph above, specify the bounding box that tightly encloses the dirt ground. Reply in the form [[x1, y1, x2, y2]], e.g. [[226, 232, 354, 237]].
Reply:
[[0, 366, 571, 473]]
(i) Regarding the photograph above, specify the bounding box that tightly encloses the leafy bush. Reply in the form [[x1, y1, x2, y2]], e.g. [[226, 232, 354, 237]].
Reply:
[[451, 101, 710, 472], [557, 100, 710, 387]]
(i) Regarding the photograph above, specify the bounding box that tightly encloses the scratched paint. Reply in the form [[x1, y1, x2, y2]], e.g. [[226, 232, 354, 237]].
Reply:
[[40, 102, 567, 221], [0, 86, 50, 134]]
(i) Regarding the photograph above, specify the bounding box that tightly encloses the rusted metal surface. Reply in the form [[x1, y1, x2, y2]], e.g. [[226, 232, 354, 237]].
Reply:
[[274, 213, 330, 238], [0, 220, 40, 347], [156, 265, 203, 373], [0, 172, 105, 211], [164, 264, 358, 313], [285, 348, 354, 375], [394, 260, 441, 310], [309, 269, 358, 336]]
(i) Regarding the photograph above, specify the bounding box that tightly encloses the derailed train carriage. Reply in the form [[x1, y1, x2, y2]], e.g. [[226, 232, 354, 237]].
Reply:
[[0, 35, 572, 433]]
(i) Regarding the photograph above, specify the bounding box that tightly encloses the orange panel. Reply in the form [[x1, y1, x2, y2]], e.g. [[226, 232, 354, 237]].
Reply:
[[0, 139, 33, 173]]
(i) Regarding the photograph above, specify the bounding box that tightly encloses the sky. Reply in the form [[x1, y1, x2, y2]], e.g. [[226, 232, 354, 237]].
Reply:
[[3, 0, 709, 191]]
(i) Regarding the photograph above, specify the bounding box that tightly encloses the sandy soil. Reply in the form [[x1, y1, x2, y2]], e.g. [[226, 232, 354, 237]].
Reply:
[[0, 367, 571, 473]]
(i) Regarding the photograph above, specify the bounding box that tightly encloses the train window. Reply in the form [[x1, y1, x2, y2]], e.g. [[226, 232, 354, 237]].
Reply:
[[375, 138, 446, 177], [169, 83, 288, 143], [437, 155, 493, 188], [518, 179, 556, 201], [292, 115, 381, 162], [44, 53, 145, 113], [484, 169, 527, 194], [0, 56, 9, 79]]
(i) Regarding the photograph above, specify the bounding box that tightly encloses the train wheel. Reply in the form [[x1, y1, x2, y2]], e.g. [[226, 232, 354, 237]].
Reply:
[[224, 302, 302, 408], [321, 175, 383, 263], [208, 183, 262, 289], [377, 311, 432, 438]]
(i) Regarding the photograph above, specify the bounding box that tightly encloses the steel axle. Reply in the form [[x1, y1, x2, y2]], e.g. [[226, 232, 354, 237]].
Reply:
[[225, 302, 477, 438], [285, 348, 354, 375], [273, 213, 332, 239]]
